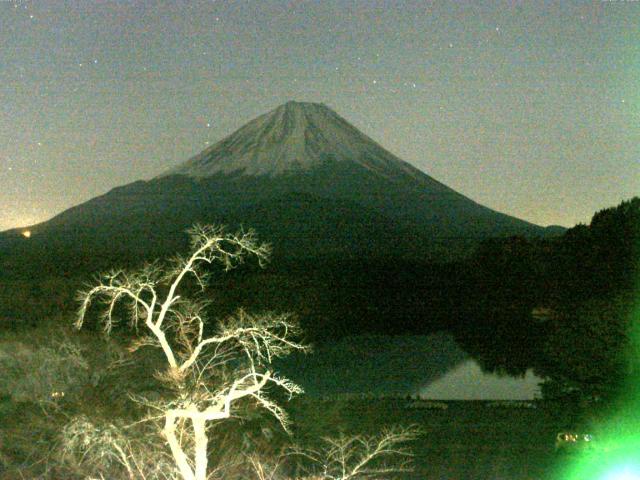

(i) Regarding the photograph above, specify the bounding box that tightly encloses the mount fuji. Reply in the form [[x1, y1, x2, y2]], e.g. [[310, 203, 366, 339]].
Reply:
[[2, 101, 552, 276]]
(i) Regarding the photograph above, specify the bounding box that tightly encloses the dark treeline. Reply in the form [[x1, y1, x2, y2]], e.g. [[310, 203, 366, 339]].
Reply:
[[455, 197, 640, 404], [1, 198, 638, 406]]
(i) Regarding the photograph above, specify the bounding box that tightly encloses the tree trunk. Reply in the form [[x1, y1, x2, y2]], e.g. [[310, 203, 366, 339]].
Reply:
[[164, 413, 195, 480], [193, 417, 209, 480]]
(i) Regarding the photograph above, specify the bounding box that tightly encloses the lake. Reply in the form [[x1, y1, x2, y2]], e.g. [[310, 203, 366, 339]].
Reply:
[[279, 332, 544, 400]]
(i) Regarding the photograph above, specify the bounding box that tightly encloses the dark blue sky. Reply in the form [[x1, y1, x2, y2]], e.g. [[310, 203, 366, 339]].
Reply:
[[1, 0, 638, 230]]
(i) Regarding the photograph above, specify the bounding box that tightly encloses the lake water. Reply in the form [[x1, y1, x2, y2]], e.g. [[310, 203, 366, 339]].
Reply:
[[419, 359, 542, 400], [279, 332, 544, 400]]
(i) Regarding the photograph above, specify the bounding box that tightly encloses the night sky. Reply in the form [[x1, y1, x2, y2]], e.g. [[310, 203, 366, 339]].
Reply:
[[1, 0, 638, 232]]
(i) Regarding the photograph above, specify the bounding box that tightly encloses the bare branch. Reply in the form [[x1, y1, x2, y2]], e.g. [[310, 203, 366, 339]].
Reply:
[[178, 309, 308, 373], [291, 426, 422, 480], [73, 224, 306, 480]]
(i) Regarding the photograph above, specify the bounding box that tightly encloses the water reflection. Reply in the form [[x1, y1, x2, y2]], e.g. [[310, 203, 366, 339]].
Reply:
[[419, 359, 542, 400], [279, 332, 543, 399]]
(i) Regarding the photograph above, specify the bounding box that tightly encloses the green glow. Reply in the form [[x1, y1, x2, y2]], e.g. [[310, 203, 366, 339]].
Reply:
[[557, 278, 640, 479], [558, 438, 640, 479], [602, 466, 640, 480]]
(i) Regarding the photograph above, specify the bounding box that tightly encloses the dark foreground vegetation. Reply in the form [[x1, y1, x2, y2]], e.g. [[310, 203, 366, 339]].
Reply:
[[0, 350, 588, 480], [0, 197, 638, 478], [0, 315, 582, 480], [290, 397, 580, 480]]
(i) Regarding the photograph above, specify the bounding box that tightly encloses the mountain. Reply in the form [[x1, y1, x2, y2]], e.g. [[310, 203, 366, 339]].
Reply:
[[162, 100, 436, 179], [1, 101, 555, 276]]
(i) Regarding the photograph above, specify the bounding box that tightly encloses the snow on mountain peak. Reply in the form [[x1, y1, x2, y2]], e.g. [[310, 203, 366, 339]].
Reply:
[[161, 101, 420, 179]]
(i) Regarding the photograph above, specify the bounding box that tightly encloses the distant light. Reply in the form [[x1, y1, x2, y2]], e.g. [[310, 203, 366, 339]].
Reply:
[[22, 230, 31, 238]]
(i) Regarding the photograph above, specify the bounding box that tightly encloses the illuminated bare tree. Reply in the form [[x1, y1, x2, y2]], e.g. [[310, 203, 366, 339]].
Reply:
[[289, 426, 421, 480], [246, 426, 421, 480], [75, 225, 308, 480]]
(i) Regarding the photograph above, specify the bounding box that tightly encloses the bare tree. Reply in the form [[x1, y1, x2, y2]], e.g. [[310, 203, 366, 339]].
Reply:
[[60, 415, 181, 480], [289, 426, 421, 480], [75, 225, 308, 480], [247, 426, 421, 480]]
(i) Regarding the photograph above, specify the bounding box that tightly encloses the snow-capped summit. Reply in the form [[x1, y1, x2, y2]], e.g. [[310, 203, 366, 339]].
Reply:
[[162, 101, 421, 179]]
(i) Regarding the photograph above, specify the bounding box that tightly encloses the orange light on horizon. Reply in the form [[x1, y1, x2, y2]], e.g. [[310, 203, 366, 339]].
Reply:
[[22, 230, 31, 238]]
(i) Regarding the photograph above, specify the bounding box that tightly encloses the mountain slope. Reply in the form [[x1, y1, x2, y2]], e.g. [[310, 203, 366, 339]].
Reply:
[[1, 101, 553, 275], [162, 100, 431, 180]]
